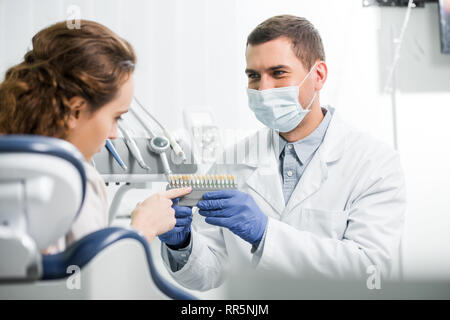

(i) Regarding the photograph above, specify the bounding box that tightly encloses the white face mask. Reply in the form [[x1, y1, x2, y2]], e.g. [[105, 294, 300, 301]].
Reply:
[[246, 62, 318, 133]]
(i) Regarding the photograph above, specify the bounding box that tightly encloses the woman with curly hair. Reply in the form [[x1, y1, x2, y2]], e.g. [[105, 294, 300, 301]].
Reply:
[[0, 20, 191, 252]]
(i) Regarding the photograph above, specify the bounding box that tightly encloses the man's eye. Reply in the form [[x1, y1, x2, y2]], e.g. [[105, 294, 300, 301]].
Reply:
[[248, 73, 260, 80], [273, 70, 286, 76], [115, 116, 123, 121]]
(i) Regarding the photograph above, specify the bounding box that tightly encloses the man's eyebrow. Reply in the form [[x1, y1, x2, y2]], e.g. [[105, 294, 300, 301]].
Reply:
[[245, 68, 258, 74], [245, 65, 291, 74], [267, 65, 290, 71], [117, 109, 129, 114]]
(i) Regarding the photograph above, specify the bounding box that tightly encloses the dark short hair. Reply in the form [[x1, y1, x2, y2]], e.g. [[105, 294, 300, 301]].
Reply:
[[247, 15, 325, 70]]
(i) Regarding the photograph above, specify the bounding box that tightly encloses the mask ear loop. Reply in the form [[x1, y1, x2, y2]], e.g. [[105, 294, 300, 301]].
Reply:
[[303, 91, 317, 111], [298, 61, 320, 88], [299, 61, 320, 111]]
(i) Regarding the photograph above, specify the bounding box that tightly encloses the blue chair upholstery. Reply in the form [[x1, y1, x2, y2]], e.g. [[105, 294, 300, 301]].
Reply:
[[0, 134, 87, 280], [42, 227, 196, 300], [0, 135, 197, 300], [0, 134, 87, 209]]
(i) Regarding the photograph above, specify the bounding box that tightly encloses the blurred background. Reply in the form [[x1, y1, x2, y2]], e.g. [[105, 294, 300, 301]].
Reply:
[[1, 0, 450, 298]]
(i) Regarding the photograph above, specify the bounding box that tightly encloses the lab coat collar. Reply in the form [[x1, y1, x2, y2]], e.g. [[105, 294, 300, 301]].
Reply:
[[317, 106, 347, 164], [244, 128, 286, 216]]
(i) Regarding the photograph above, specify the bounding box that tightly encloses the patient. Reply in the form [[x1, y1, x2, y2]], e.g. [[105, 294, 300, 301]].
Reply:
[[0, 20, 190, 252]]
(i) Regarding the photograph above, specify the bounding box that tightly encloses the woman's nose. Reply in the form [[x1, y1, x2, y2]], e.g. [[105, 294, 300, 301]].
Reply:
[[108, 126, 118, 140]]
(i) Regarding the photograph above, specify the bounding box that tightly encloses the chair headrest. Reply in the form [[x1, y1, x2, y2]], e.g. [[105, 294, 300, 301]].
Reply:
[[0, 135, 87, 280]]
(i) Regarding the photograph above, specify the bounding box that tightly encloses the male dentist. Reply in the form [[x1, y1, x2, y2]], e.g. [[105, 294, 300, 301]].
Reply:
[[158, 15, 406, 291]]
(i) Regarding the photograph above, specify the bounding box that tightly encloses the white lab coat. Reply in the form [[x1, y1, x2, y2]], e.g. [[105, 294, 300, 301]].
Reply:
[[161, 107, 406, 291]]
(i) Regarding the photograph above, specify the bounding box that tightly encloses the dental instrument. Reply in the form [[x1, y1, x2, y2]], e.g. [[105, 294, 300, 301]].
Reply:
[[148, 135, 172, 176], [133, 97, 187, 162], [118, 121, 151, 171], [105, 139, 127, 171], [129, 107, 173, 176]]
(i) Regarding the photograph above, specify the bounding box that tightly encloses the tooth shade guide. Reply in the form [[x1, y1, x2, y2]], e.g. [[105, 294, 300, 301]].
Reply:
[[168, 174, 236, 189], [167, 174, 238, 206]]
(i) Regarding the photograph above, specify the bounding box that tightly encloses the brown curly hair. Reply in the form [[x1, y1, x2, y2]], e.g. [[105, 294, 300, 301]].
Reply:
[[0, 20, 136, 138]]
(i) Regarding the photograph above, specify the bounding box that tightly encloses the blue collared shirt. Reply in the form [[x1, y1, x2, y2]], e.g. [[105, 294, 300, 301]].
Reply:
[[278, 107, 332, 204]]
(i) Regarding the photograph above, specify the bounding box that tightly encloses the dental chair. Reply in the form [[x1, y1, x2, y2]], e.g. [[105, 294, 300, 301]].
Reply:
[[0, 135, 196, 300]]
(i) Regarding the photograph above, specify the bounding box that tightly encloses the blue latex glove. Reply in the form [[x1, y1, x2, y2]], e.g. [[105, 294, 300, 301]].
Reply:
[[197, 190, 268, 246], [158, 199, 192, 249]]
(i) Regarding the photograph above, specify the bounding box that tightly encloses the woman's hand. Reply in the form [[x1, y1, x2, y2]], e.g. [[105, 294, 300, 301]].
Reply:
[[130, 187, 192, 243]]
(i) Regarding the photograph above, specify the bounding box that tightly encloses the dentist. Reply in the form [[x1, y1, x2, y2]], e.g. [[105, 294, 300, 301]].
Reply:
[[159, 15, 406, 290]]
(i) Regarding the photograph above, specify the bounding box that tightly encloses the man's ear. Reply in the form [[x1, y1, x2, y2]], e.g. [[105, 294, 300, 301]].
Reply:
[[314, 61, 328, 91], [67, 97, 87, 129]]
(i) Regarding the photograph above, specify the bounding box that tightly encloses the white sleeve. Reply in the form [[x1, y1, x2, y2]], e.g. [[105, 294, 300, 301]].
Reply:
[[162, 235, 193, 272], [161, 216, 229, 291], [251, 224, 267, 266]]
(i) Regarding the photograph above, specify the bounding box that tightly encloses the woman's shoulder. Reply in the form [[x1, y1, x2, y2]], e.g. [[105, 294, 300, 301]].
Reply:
[[83, 161, 102, 181], [83, 161, 107, 196]]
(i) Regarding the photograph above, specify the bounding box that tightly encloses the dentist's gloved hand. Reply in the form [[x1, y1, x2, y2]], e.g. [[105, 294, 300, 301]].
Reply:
[[158, 199, 192, 249], [197, 190, 268, 246]]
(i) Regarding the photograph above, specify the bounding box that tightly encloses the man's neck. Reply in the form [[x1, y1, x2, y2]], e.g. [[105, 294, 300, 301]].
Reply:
[[279, 102, 324, 142]]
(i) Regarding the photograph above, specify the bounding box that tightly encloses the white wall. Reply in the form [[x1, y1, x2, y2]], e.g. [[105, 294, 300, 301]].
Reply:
[[379, 5, 450, 279], [1, 0, 450, 287]]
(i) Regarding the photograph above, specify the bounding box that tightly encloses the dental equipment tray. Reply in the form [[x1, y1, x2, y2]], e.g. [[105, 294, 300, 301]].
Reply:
[[93, 137, 197, 183]]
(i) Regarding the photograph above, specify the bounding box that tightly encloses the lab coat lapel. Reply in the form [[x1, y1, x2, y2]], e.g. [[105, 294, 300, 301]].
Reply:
[[244, 129, 285, 216], [284, 150, 327, 213], [284, 109, 347, 213]]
